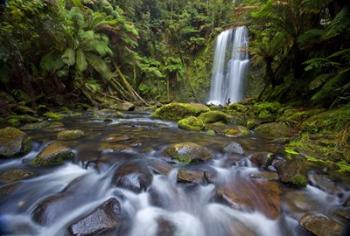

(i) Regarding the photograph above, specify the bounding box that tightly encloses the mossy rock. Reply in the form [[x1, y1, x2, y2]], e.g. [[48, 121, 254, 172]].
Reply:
[[224, 126, 249, 137], [253, 102, 283, 122], [301, 106, 350, 133], [0, 127, 32, 158], [152, 103, 210, 121], [254, 122, 295, 139], [44, 112, 64, 120], [227, 103, 249, 113], [0, 168, 33, 183], [178, 116, 205, 131], [198, 111, 230, 124], [225, 110, 247, 126], [32, 142, 75, 166], [276, 159, 308, 188], [57, 130, 85, 141], [165, 142, 213, 164], [22, 121, 50, 130]]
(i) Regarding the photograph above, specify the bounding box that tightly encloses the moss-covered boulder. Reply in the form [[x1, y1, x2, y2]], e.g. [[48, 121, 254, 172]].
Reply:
[[152, 103, 210, 121], [32, 142, 75, 166], [253, 102, 283, 122], [0, 127, 32, 158], [165, 142, 213, 164], [178, 116, 205, 131], [198, 111, 230, 124], [224, 126, 249, 137], [254, 122, 295, 139], [57, 130, 85, 141], [276, 159, 308, 187]]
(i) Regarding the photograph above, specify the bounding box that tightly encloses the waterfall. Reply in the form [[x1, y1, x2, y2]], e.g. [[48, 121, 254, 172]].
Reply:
[[208, 26, 249, 105]]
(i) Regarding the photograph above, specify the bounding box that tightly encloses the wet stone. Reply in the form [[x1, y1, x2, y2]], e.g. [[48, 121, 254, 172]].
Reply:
[[156, 218, 176, 236], [223, 142, 244, 155], [113, 161, 153, 192], [0, 127, 32, 158], [177, 168, 215, 184], [32, 142, 76, 166], [165, 142, 213, 164], [69, 198, 121, 236], [299, 213, 344, 236]]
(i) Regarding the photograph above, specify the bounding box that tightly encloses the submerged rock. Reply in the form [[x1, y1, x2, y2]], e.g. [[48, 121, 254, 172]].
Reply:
[[0, 127, 32, 158], [57, 130, 85, 141], [32, 142, 75, 166], [152, 103, 210, 121], [177, 116, 205, 131], [103, 135, 130, 143], [165, 142, 213, 164], [69, 199, 121, 236], [299, 213, 344, 236], [113, 161, 153, 192], [254, 122, 294, 139], [198, 111, 230, 124], [0, 168, 33, 183], [217, 180, 281, 219]]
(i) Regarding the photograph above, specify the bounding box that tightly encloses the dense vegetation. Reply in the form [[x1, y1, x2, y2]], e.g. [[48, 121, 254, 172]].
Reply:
[[1, 0, 348, 109]]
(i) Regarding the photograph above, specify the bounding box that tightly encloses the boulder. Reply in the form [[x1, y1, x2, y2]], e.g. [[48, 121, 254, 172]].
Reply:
[[198, 111, 230, 124], [152, 103, 210, 121], [69, 199, 121, 236], [177, 116, 205, 131], [165, 142, 213, 164], [113, 161, 153, 192], [223, 142, 244, 155], [57, 130, 85, 141], [0, 127, 32, 158], [254, 122, 294, 139], [299, 213, 344, 236], [32, 142, 75, 166], [148, 159, 173, 176], [250, 152, 274, 168], [276, 159, 308, 187]]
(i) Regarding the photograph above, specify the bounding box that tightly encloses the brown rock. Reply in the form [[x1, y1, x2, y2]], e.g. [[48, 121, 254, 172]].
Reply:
[[299, 213, 344, 236]]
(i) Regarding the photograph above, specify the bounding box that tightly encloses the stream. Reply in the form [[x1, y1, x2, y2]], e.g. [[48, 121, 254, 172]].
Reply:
[[0, 111, 349, 236]]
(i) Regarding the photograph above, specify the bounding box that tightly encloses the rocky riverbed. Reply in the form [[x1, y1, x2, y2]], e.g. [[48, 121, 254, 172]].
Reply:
[[0, 106, 349, 236]]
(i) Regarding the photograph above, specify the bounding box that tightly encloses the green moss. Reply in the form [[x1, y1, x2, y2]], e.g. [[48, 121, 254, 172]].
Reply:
[[301, 105, 350, 133], [198, 111, 230, 124], [289, 175, 308, 187], [336, 161, 350, 174], [152, 103, 210, 121], [227, 103, 249, 112], [254, 122, 294, 139], [178, 116, 205, 131], [279, 108, 324, 126], [44, 112, 63, 120], [165, 142, 213, 164]]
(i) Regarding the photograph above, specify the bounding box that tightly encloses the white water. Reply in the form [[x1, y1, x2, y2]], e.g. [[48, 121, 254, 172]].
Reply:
[[208, 26, 249, 105]]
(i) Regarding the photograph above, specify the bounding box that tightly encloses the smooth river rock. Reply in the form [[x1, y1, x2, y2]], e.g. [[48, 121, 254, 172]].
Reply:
[[0, 127, 32, 158]]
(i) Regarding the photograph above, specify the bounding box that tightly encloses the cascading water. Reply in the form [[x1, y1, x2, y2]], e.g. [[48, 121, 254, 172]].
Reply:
[[208, 26, 249, 105]]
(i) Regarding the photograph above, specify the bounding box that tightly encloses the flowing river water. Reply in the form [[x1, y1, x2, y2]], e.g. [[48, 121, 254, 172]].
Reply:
[[0, 111, 349, 236]]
